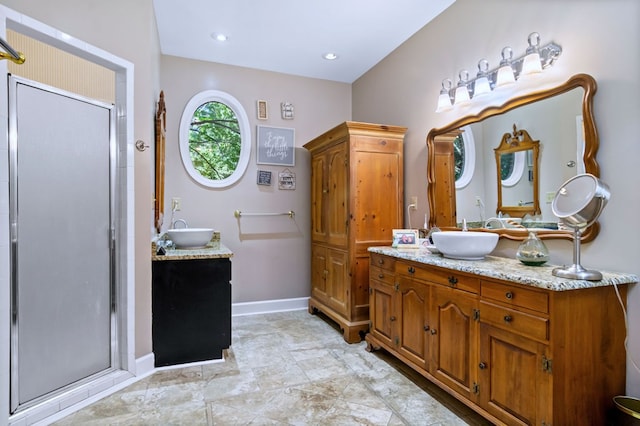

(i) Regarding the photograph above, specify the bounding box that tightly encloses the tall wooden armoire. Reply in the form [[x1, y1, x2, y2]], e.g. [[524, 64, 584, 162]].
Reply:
[[304, 121, 406, 342]]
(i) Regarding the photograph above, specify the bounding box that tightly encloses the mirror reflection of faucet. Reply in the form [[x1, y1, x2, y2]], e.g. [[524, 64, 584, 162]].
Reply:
[[484, 217, 523, 229]]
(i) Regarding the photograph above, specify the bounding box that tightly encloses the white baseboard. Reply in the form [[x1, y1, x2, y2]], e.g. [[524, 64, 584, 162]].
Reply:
[[232, 297, 309, 317], [135, 353, 155, 378]]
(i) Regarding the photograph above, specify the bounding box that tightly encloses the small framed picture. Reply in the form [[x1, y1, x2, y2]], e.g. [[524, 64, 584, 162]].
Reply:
[[278, 169, 296, 190], [256, 170, 272, 186], [392, 229, 420, 249], [281, 102, 294, 119], [256, 100, 268, 120]]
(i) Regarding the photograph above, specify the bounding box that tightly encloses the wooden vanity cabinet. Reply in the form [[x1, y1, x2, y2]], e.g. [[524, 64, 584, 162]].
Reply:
[[305, 122, 406, 343], [367, 253, 629, 426]]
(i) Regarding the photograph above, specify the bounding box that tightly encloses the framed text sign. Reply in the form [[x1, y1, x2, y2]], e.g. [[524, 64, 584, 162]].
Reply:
[[256, 125, 295, 166]]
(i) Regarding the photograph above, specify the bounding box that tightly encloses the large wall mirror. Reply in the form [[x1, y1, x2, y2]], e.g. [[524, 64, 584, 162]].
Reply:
[[427, 74, 599, 242], [154, 91, 166, 234]]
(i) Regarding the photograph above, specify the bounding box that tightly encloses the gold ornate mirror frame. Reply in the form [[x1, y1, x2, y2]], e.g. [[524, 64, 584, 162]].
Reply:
[[154, 91, 166, 234], [427, 73, 599, 242]]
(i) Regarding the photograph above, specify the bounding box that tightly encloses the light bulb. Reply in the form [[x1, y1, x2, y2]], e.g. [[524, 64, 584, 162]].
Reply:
[[473, 59, 491, 97], [495, 47, 516, 87], [521, 32, 543, 75], [435, 79, 453, 112], [454, 70, 471, 105]]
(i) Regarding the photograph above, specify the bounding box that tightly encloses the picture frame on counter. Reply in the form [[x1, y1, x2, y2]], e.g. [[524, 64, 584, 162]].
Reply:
[[392, 229, 419, 249]]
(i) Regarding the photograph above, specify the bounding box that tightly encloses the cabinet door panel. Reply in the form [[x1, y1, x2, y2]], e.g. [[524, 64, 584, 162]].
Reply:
[[326, 145, 348, 246], [327, 248, 349, 316], [310, 155, 326, 242], [431, 286, 478, 399], [311, 245, 329, 303], [397, 276, 429, 368], [479, 323, 551, 426], [353, 150, 402, 242], [369, 279, 395, 347]]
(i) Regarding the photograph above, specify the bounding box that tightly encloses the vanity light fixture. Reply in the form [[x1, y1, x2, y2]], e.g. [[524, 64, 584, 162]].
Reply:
[[473, 59, 492, 97], [436, 79, 454, 112], [435, 32, 562, 112], [454, 70, 471, 105], [521, 32, 543, 75], [495, 47, 516, 87]]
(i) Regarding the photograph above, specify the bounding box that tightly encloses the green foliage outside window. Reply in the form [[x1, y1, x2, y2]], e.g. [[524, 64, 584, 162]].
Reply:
[[500, 152, 515, 181], [453, 134, 464, 181], [188, 101, 240, 180]]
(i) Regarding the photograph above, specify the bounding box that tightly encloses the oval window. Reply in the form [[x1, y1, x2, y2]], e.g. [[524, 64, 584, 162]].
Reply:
[[179, 90, 251, 188], [454, 126, 475, 189]]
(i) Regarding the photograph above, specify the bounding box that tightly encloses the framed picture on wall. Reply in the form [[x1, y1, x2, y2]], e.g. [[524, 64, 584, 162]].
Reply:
[[256, 125, 295, 166]]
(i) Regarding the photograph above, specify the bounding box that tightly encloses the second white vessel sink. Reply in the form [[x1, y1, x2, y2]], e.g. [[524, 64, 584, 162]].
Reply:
[[431, 231, 498, 260]]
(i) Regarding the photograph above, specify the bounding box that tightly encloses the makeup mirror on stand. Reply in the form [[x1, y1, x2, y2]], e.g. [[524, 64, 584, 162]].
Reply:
[[551, 173, 610, 280]]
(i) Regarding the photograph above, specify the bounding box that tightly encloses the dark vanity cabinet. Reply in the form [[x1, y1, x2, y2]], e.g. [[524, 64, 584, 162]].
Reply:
[[152, 258, 231, 367]]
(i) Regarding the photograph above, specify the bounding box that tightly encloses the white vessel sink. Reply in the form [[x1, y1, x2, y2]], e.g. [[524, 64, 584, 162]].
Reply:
[[166, 228, 215, 249], [431, 231, 499, 260]]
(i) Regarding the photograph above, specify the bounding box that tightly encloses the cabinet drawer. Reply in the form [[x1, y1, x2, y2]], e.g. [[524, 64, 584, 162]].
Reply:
[[370, 253, 395, 271], [481, 280, 548, 314], [480, 301, 549, 341], [370, 265, 395, 285], [396, 261, 479, 294]]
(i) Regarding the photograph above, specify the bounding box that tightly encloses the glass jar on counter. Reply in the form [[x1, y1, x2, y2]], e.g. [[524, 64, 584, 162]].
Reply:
[[516, 231, 549, 266]]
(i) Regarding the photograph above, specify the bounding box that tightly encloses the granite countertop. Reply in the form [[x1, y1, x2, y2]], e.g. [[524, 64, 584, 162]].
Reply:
[[369, 246, 638, 291], [152, 241, 234, 261]]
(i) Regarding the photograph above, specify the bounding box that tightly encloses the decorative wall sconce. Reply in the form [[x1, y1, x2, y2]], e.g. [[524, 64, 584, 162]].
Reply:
[[435, 32, 562, 112]]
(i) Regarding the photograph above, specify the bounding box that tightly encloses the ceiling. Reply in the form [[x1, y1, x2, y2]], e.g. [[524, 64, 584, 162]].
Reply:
[[152, 0, 455, 83]]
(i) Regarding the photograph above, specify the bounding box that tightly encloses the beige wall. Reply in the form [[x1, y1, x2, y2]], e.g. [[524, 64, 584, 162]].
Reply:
[[352, 0, 640, 395], [160, 55, 351, 303], [1, 0, 161, 358]]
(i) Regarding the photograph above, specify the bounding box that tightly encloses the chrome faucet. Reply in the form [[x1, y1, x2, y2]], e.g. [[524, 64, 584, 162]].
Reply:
[[171, 219, 188, 229]]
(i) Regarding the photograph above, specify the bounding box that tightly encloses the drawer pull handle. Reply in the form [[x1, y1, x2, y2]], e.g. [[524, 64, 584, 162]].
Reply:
[[424, 325, 430, 332], [390, 316, 397, 322], [408, 266, 415, 274], [448, 276, 458, 285], [479, 362, 487, 370], [504, 315, 513, 323], [378, 259, 384, 265], [378, 274, 384, 279], [505, 291, 514, 299], [430, 328, 437, 335]]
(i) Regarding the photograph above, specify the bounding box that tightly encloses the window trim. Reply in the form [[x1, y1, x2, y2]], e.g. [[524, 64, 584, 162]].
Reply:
[[178, 90, 251, 188]]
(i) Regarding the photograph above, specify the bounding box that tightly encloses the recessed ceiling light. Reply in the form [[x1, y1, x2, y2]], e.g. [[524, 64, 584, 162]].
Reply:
[[211, 33, 228, 42], [323, 53, 338, 60]]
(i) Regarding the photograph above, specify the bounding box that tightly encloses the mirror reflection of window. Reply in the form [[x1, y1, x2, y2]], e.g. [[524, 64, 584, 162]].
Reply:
[[501, 150, 526, 188], [454, 126, 475, 189], [500, 152, 514, 181]]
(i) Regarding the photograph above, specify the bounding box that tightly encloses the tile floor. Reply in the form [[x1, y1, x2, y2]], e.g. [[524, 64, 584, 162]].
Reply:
[[54, 310, 492, 425]]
